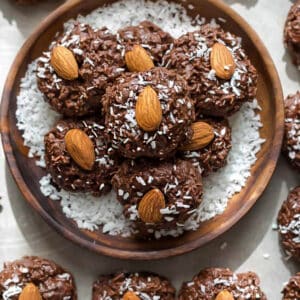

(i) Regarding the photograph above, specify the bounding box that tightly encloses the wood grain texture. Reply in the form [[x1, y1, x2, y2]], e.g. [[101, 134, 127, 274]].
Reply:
[[0, 0, 284, 260]]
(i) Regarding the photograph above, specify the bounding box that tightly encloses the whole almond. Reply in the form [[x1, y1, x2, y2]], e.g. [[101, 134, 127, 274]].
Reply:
[[215, 290, 234, 300], [138, 189, 166, 224], [122, 291, 141, 300], [125, 45, 155, 72], [210, 43, 236, 80], [51, 46, 79, 80], [136, 86, 162, 132], [65, 129, 95, 171], [179, 121, 214, 151], [19, 283, 42, 300]]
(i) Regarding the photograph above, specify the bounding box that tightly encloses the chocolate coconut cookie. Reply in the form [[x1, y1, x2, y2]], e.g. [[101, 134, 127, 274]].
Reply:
[[92, 272, 175, 300], [45, 118, 119, 196], [284, 0, 300, 68], [112, 159, 202, 237], [103, 67, 195, 159], [163, 23, 257, 117], [178, 268, 266, 300], [179, 118, 232, 176], [283, 91, 300, 170], [118, 20, 174, 65], [0, 256, 76, 300], [37, 22, 125, 117], [277, 186, 300, 260], [282, 273, 300, 300]]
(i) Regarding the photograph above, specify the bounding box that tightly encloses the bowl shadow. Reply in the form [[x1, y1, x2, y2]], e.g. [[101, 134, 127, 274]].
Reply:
[[1, 0, 63, 36], [223, 0, 258, 8], [282, 51, 300, 83]]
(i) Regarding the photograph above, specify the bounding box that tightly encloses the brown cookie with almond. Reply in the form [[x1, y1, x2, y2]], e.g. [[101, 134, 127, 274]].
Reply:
[[178, 268, 266, 300], [284, 0, 300, 68], [44, 118, 120, 196], [277, 186, 300, 260], [282, 273, 300, 300], [0, 256, 76, 300], [112, 159, 202, 238], [103, 67, 195, 160], [118, 20, 174, 66], [37, 22, 126, 117], [163, 23, 257, 118], [179, 117, 232, 176], [282, 91, 300, 170], [92, 272, 175, 300]]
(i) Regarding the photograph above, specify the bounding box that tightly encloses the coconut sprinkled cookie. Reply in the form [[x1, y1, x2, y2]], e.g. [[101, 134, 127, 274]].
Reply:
[[283, 91, 300, 170], [103, 67, 195, 159], [118, 20, 174, 66], [178, 268, 266, 300], [282, 273, 300, 300], [277, 186, 300, 260], [163, 23, 257, 117], [112, 159, 202, 238], [0, 256, 76, 300], [45, 118, 119, 196], [92, 272, 175, 300], [179, 118, 232, 176], [37, 22, 125, 117], [284, 0, 300, 68]]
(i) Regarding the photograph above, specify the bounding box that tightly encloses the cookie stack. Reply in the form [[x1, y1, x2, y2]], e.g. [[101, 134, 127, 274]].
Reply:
[[37, 19, 257, 238]]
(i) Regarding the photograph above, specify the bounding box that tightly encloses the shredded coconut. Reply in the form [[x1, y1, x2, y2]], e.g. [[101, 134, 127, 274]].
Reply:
[[279, 213, 300, 243]]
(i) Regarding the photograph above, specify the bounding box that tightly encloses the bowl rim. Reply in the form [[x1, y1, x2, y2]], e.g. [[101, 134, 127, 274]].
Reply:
[[0, 0, 284, 260]]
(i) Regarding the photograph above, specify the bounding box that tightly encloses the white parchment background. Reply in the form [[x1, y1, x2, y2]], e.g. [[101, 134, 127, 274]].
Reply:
[[0, 0, 299, 299]]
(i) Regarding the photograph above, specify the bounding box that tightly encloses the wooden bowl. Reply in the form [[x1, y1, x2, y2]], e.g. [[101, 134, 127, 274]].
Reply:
[[0, 0, 284, 260]]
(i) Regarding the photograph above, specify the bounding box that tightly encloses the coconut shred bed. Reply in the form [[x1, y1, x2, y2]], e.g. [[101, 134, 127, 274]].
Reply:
[[16, 0, 265, 238]]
